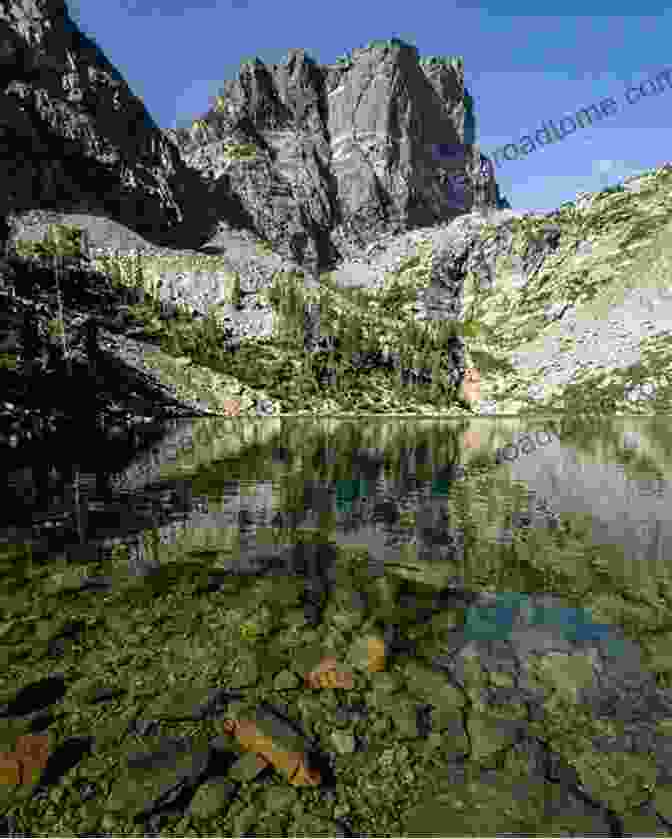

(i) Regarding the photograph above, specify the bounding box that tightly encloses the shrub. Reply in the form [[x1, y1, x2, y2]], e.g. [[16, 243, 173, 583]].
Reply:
[[14, 224, 87, 263], [255, 239, 274, 256], [221, 143, 258, 160], [0, 352, 18, 371], [46, 318, 66, 341]]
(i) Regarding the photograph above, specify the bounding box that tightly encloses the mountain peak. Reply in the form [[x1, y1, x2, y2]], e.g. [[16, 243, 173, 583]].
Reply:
[[0, 5, 506, 268]]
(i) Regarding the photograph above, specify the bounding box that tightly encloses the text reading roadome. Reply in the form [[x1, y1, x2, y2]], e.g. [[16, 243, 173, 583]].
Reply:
[[491, 65, 672, 166]]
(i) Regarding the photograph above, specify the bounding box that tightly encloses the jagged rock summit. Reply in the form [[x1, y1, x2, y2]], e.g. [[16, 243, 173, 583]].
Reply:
[[0, 0, 241, 250], [165, 42, 505, 269], [0, 0, 506, 268]]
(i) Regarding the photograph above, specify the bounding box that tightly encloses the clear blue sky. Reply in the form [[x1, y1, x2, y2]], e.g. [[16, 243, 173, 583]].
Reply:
[[65, 0, 671, 216]]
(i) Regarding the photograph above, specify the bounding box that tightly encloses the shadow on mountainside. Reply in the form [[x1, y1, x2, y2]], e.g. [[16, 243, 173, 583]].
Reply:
[[0, 247, 221, 451]]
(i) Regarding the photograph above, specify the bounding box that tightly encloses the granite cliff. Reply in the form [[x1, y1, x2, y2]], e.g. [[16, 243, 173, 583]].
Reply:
[[161, 43, 505, 270], [0, 0, 504, 265]]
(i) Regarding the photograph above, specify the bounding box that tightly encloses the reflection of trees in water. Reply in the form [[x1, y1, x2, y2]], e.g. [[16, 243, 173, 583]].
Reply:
[[287, 541, 339, 626]]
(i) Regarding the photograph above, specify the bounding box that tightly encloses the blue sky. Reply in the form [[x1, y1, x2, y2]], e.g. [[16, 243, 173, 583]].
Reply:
[[65, 0, 671, 217]]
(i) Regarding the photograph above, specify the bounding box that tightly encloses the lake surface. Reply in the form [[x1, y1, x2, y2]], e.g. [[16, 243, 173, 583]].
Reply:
[[3, 415, 672, 837], [4, 415, 670, 598]]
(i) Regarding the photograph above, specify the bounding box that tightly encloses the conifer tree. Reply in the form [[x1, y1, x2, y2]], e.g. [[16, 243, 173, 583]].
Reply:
[[430, 350, 444, 403], [108, 257, 124, 291], [231, 271, 243, 309], [134, 250, 144, 293], [343, 315, 363, 358]]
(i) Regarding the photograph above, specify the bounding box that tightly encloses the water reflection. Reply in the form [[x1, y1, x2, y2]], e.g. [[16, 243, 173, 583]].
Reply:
[[464, 590, 621, 648], [4, 415, 672, 839], [2, 416, 672, 661]]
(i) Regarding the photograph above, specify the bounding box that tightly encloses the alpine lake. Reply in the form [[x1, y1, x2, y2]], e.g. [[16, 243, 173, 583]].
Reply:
[[3, 412, 672, 837]]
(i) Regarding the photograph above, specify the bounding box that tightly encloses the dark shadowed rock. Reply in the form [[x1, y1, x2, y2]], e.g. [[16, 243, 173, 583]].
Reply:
[[0, 0, 220, 250], [0, 673, 67, 717], [30, 735, 95, 798]]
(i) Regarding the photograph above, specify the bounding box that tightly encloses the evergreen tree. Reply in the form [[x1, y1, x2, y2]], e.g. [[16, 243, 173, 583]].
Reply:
[[363, 323, 379, 358], [397, 346, 410, 393], [343, 315, 363, 358], [430, 350, 444, 403], [20, 308, 42, 371], [282, 277, 303, 346], [231, 271, 243, 309], [325, 350, 338, 389], [134, 251, 144, 294], [109, 258, 124, 291]]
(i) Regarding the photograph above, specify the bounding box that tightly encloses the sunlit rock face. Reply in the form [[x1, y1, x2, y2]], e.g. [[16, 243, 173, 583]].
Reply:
[[166, 42, 503, 271], [0, 6, 505, 290]]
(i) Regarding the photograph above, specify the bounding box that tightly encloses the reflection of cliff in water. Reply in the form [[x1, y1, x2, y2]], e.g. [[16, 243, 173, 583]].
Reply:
[[7, 419, 672, 641], [0, 419, 182, 544], [499, 434, 672, 566]]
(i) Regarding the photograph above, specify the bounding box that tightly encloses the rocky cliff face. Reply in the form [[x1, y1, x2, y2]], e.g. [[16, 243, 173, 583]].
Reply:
[[5, 0, 668, 432], [0, 2, 505, 273], [165, 42, 503, 271], [0, 0, 234, 249]]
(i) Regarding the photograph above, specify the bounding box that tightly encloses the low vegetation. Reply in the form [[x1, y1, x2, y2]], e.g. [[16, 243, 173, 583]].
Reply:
[[3, 222, 475, 417], [220, 143, 258, 160]]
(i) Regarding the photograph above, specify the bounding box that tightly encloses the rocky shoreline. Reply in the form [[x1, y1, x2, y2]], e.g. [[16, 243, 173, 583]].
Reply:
[[3, 548, 672, 837]]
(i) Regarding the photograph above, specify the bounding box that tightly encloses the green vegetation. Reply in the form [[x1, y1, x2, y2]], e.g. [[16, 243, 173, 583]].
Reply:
[[0, 352, 19, 371], [221, 143, 258, 160], [419, 55, 464, 68], [3, 222, 475, 416], [11, 224, 92, 374], [13, 223, 88, 263], [255, 238, 274, 256], [231, 271, 243, 309], [100, 259, 468, 414]]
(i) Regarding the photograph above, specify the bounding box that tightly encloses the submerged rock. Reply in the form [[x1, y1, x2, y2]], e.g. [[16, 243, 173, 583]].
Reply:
[[3, 576, 672, 836]]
